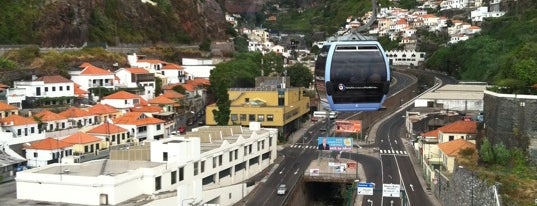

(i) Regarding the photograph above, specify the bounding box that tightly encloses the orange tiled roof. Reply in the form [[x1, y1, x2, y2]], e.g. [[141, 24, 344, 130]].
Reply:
[[79, 62, 93, 68], [24, 137, 73, 150], [36, 75, 73, 83], [86, 122, 127, 134], [80, 65, 113, 75], [114, 112, 165, 126], [0, 114, 36, 126], [59, 107, 93, 118], [62, 132, 102, 144], [34, 110, 67, 122], [181, 83, 195, 92], [130, 105, 163, 113], [162, 83, 181, 90], [87, 103, 118, 115], [0, 83, 9, 88], [103, 90, 140, 100], [0, 102, 18, 111], [438, 120, 477, 134], [149, 96, 176, 104], [438, 138, 475, 156], [126, 68, 149, 74], [421, 129, 439, 138], [162, 63, 183, 70], [191, 78, 210, 86], [74, 85, 89, 97], [162, 90, 185, 99]]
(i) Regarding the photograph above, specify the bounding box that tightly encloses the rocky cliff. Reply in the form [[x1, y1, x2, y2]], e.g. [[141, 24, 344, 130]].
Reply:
[[1, 0, 230, 47]]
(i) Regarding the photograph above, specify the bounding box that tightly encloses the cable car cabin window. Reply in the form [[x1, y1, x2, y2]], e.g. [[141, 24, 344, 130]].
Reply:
[[328, 45, 388, 104]]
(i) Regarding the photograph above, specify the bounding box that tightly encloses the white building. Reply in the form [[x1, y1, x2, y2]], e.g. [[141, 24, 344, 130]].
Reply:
[[15, 125, 277, 206], [58, 107, 97, 128], [69, 63, 116, 98], [414, 84, 486, 112], [470, 6, 505, 23], [100, 90, 148, 114], [33, 110, 72, 132], [386, 50, 426, 66], [0, 114, 45, 145], [23, 137, 73, 168], [114, 112, 166, 142], [161, 63, 187, 84], [114, 67, 156, 101], [181, 58, 216, 79], [7, 75, 76, 108]]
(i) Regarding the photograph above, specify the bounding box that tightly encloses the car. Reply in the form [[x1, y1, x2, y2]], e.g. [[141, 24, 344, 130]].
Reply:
[[178, 126, 186, 134], [277, 184, 287, 195]]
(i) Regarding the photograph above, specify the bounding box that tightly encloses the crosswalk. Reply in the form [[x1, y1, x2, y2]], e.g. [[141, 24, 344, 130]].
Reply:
[[290, 144, 317, 149], [380, 149, 407, 155]]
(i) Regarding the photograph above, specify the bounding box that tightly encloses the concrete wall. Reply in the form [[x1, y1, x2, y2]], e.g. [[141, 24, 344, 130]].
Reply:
[[433, 167, 501, 206], [483, 91, 537, 165]]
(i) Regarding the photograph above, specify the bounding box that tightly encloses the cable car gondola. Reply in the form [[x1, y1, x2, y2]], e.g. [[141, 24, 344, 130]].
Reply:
[[322, 41, 390, 112]]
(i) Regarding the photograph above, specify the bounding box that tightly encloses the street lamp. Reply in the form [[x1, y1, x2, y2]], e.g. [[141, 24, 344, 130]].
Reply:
[[367, 199, 373, 206]]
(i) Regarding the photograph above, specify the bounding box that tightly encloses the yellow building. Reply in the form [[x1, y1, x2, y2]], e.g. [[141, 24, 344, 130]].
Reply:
[[206, 85, 310, 141]]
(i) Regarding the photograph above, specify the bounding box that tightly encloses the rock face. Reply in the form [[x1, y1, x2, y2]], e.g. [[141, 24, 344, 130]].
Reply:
[[25, 0, 229, 47]]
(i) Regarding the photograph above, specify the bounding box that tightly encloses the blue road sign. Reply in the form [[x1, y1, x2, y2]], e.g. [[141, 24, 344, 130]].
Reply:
[[357, 182, 375, 195]]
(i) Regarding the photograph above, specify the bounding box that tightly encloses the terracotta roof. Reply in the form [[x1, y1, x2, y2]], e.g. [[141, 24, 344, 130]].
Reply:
[[181, 83, 195, 92], [130, 105, 163, 113], [87, 103, 118, 115], [34, 110, 67, 122], [162, 63, 183, 70], [79, 62, 93, 68], [74, 84, 89, 96], [162, 90, 185, 99], [0, 114, 36, 126], [0, 102, 18, 111], [438, 120, 477, 134], [103, 90, 141, 100], [125, 68, 149, 74], [162, 83, 181, 90], [191, 78, 210, 86], [59, 107, 93, 118], [62, 132, 102, 144], [80, 65, 113, 75], [86, 122, 127, 134], [149, 95, 176, 104], [438, 139, 475, 156], [36, 75, 72, 83], [0, 83, 9, 88], [114, 112, 165, 126], [24, 137, 73, 150], [421, 129, 439, 138]]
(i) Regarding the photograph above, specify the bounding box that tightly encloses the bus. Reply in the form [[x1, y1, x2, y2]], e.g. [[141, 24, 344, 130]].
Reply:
[[313, 111, 338, 119]]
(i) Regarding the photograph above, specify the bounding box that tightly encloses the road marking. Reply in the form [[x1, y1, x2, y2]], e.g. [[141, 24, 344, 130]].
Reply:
[[294, 168, 299, 175], [410, 184, 414, 191]]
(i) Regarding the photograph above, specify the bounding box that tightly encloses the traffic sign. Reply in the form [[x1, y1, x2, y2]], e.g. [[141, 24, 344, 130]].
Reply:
[[357, 182, 374, 195], [382, 183, 401, 197]]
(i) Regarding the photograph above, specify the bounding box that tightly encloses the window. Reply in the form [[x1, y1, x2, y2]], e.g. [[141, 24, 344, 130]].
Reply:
[[213, 156, 217, 168], [267, 114, 274, 122], [66, 86, 70, 91], [249, 114, 255, 121], [231, 114, 238, 122], [30, 127, 34, 133], [234, 149, 238, 160], [163, 152, 168, 161], [201, 160, 205, 173], [33, 152, 38, 158], [219, 155, 223, 166], [179, 167, 184, 181], [45, 87, 48, 92], [245, 98, 249, 102], [244, 146, 248, 156], [257, 141, 261, 151], [229, 151, 233, 162], [124, 100, 128, 104], [171, 171, 177, 184], [59, 86, 63, 91], [258, 114, 264, 122], [157, 124, 161, 130], [249, 145, 252, 154], [449, 136, 454, 141], [194, 162, 199, 175], [52, 87, 56, 91], [155, 176, 161, 191], [240, 114, 247, 121]]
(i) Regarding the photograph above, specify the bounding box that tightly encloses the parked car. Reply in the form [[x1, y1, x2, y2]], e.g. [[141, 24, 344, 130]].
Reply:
[[178, 126, 186, 134], [277, 184, 287, 195]]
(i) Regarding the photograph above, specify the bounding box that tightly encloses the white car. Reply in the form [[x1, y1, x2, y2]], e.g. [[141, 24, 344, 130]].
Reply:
[[277, 184, 287, 195]]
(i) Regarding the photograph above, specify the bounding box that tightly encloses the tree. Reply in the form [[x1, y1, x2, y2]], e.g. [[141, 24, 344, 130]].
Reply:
[[199, 39, 211, 51], [154, 77, 163, 97], [212, 84, 231, 125], [261, 52, 285, 76], [479, 138, 494, 163], [172, 85, 186, 94], [493, 143, 511, 166], [286, 63, 313, 88]]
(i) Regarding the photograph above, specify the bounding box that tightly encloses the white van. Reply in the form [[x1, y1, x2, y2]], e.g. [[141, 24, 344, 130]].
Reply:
[[313, 111, 337, 119]]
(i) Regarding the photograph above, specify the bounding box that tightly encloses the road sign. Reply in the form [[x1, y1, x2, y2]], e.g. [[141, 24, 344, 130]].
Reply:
[[357, 182, 374, 195], [382, 183, 401, 197]]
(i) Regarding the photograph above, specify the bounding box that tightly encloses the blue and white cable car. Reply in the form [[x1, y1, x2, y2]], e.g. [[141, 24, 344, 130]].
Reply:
[[323, 41, 390, 111]]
